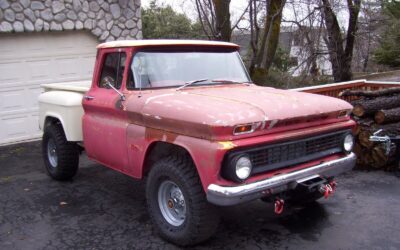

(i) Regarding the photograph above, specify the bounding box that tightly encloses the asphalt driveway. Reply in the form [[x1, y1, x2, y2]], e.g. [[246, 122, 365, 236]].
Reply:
[[1, 141, 399, 250]]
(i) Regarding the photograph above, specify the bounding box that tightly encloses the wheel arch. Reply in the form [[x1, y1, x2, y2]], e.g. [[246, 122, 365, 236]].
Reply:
[[43, 113, 66, 133], [142, 141, 193, 177], [138, 137, 221, 192]]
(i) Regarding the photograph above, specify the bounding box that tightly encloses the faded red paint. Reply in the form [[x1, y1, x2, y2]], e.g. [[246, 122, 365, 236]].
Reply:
[[82, 44, 356, 192], [123, 84, 353, 141]]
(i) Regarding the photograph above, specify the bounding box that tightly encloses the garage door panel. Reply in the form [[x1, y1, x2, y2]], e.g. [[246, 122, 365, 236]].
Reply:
[[0, 86, 41, 116], [26, 59, 52, 81], [81, 56, 96, 75], [1, 115, 29, 138], [0, 113, 41, 144], [0, 62, 24, 85], [0, 32, 97, 60], [0, 31, 98, 145], [55, 57, 85, 78], [0, 88, 25, 113], [27, 87, 42, 110]]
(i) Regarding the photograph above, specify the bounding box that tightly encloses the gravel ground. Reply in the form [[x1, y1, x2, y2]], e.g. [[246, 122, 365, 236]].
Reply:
[[1, 141, 400, 250]]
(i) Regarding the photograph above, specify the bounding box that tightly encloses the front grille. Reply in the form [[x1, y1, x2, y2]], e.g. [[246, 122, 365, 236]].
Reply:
[[226, 130, 348, 175]]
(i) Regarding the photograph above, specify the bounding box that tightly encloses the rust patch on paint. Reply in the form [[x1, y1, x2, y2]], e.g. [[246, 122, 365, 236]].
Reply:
[[144, 126, 178, 143], [130, 144, 143, 152]]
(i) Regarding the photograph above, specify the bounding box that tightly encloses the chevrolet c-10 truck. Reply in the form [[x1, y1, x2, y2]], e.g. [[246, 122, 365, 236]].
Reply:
[[38, 40, 356, 246]]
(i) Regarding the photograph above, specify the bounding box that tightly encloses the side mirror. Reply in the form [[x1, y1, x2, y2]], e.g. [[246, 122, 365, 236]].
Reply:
[[104, 78, 126, 101], [102, 76, 115, 89]]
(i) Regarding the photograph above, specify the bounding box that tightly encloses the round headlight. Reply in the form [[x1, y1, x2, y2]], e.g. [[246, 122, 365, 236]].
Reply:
[[343, 134, 354, 152], [235, 156, 252, 180]]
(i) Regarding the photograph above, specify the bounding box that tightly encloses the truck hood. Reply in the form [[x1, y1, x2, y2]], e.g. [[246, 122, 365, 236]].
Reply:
[[127, 84, 353, 140]]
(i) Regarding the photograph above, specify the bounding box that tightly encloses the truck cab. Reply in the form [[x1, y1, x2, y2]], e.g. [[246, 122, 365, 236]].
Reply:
[[38, 40, 356, 246]]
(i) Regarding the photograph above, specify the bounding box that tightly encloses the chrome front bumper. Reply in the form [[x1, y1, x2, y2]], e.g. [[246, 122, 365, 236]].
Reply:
[[207, 153, 356, 206]]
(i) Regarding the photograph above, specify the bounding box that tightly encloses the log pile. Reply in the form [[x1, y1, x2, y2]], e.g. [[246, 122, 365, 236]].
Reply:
[[340, 87, 400, 170]]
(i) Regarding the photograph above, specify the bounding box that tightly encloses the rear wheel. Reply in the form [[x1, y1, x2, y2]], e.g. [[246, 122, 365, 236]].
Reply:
[[42, 123, 79, 180], [146, 155, 220, 246]]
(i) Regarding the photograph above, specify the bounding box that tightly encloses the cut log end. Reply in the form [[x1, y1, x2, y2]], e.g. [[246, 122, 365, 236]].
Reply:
[[359, 130, 374, 149], [374, 107, 400, 125], [351, 94, 400, 118], [375, 110, 385, 124], [353, 104, 365, 117]]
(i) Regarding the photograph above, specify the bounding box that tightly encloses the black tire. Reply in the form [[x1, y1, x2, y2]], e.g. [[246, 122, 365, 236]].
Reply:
[[42, 123, 79, 180], [146, 154, 220, 246]]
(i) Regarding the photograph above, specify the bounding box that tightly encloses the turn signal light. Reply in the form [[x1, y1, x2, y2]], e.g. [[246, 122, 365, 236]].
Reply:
[[338, 109, 352, 118], [233, 124, 254, 135]]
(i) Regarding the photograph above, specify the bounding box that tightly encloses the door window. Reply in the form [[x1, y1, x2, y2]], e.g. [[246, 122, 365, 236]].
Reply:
[[99, 52, 126, 89]]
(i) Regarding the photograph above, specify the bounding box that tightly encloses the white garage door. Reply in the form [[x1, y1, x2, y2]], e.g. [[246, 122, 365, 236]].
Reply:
[[0, 31, 98, 145]]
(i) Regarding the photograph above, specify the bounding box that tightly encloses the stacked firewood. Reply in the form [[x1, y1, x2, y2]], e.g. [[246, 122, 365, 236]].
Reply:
[[339, 87, 400, 170]]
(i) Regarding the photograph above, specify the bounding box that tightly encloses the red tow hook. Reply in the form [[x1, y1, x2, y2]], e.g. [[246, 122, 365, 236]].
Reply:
[[329, 180, 337, 194], [274, 198, 285, 215], [320, 180, 337, 199]]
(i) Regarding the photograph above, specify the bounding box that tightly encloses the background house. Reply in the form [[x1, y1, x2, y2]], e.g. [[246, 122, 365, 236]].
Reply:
[[0, 0, 142, 145], [232, 30, 292, 61], [231, 27, 333, 78], [288, 28, 332, 77]]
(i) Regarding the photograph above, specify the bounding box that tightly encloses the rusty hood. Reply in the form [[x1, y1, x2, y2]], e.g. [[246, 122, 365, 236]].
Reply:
[[126, 84, 353, 141]]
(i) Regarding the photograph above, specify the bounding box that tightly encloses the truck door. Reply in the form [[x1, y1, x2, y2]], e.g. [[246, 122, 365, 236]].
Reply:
[[82, 50, 129, 172]]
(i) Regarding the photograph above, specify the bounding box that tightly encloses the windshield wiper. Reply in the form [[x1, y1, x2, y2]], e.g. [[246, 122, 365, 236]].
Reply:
[[210, 79, 253, 84], [176, 78, 208, 91]]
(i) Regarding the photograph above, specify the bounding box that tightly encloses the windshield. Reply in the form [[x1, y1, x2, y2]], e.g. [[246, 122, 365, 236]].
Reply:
[[131, 51, 250, 89]]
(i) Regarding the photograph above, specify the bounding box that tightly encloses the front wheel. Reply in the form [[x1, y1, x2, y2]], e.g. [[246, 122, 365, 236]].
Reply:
[[42, 123, 79, 180], [146, 155, 220, 246]]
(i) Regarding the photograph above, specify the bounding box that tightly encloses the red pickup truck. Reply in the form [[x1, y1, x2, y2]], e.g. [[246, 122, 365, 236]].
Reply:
[[38, 40, 356, 245]]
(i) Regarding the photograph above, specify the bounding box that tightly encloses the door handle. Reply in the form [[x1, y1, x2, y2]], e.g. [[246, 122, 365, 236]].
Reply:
[[84, 95, 94, 100]]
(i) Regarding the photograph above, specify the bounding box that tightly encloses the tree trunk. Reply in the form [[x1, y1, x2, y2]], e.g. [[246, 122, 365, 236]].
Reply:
[[250, 0, 285, 80], [375, 107, 400, 124], [352, 95, 400, 117], [321, 0, 361, 82], [344, 0, 361, 78], [248, 0, 259, 75], [212, 0, 231, 41]]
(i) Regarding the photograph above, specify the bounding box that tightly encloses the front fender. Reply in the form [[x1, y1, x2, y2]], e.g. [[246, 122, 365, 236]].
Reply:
[[125, 124, 225, 191]]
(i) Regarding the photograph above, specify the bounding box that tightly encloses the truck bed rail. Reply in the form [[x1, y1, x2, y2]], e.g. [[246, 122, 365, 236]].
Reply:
[[292, 79, 400, 102]]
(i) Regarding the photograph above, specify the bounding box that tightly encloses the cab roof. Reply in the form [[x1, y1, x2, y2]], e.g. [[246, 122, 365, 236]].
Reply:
[[96, 39, 240, 49]]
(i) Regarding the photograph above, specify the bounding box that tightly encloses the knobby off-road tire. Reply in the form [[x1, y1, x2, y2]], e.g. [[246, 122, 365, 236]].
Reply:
[[42, 124, 79, 180], [146, 155, 220, 246]]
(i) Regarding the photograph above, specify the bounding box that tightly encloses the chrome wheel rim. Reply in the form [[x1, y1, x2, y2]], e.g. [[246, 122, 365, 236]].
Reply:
[[158, 180, 186, 226], [47, 138, 58, 168]]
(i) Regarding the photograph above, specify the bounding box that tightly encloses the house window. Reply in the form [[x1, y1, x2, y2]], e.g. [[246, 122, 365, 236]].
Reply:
[[99, 52, 126, 89]]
